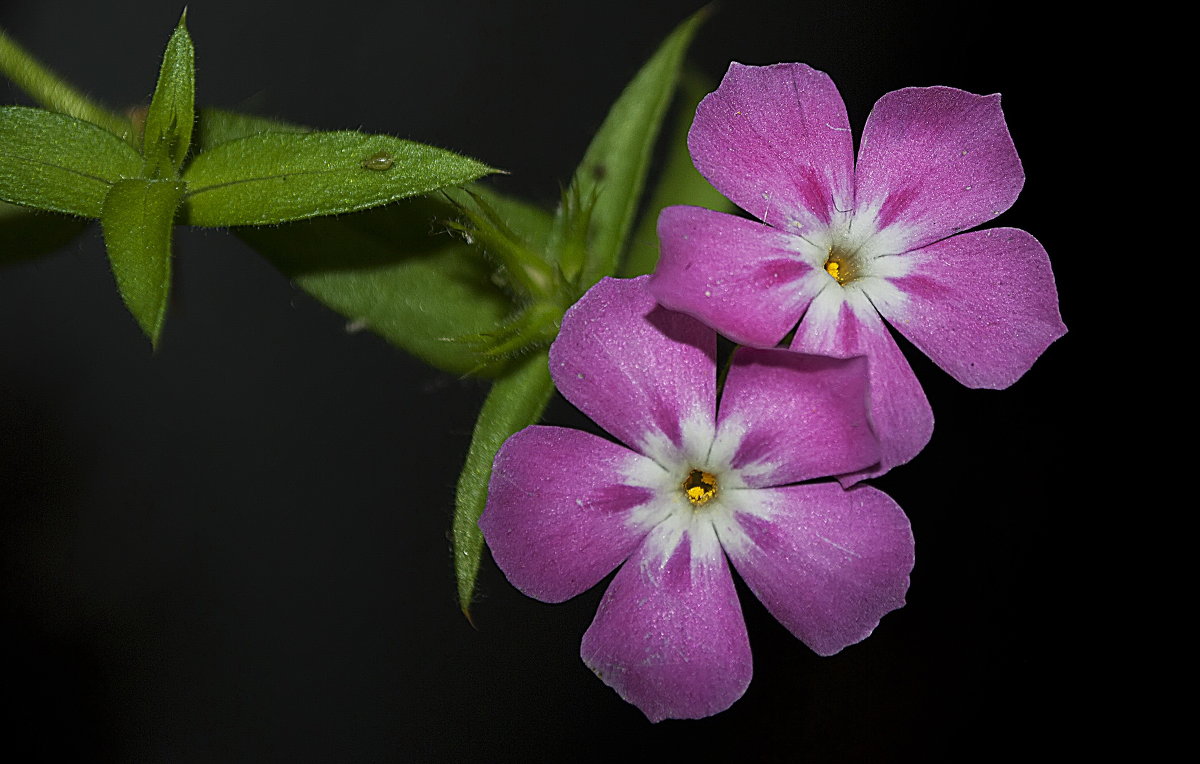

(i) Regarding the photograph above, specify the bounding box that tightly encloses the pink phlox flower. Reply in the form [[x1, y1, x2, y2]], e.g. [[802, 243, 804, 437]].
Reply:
[[652, 63, 1067, 479], [479, 276, 914, 722]]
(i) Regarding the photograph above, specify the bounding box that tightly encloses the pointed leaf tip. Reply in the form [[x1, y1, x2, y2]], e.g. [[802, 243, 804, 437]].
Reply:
[[454, 351, 554, 616], [101, 179, 185, 346], [142, 11, 196, 177], [566, 8, 708, 287]]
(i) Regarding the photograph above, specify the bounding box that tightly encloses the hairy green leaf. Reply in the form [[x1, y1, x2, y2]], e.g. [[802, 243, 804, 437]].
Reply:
[[0, 200, 89, 267], [194, 107, 308, 151], [622, 69, 736, 277], [0, 106, 142, 217], [100, 178, 184, 346], [237, 188, 552, 376], [454, 350, 554, 618], [182, 130, 498, 226], [142, 12, 195, 177], [568, 8, 706, 286]]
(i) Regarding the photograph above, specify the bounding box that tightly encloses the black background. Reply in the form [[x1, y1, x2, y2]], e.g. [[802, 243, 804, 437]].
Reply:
[[2, 1, 1107, 760]]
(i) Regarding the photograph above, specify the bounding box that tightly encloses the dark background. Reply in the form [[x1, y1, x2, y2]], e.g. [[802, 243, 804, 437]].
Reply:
[[2, 1, 1107, 760]]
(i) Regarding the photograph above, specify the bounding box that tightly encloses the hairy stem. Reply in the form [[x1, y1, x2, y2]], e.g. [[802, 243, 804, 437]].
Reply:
[[0, 26, 131, 139]]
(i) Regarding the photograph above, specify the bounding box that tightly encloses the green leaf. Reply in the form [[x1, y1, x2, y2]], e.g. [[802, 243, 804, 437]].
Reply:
[[181, 130, 499, 226], [142, 12, 195, 177], [194, 107, 309, 151], [453, 350, 554, 618], [622, 68, 737, 277], [0, 200, 89, 267], [0, 106, 143, 218], [237, 188, 553, 376], [567, 8, 706, 287], [100, 178, 185, 346]]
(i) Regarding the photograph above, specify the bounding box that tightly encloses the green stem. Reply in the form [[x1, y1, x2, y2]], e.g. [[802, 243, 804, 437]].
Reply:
[[0, 26, 131, 139]]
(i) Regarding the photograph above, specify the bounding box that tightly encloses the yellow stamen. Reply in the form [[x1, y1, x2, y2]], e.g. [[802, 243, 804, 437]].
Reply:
[[823, 249, 857, 285], [682, 469, 718, 506]]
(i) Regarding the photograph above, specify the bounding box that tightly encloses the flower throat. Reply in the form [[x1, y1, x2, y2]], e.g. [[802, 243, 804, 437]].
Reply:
[[682, 469, 718, 506], [823, 247, 860, 286]]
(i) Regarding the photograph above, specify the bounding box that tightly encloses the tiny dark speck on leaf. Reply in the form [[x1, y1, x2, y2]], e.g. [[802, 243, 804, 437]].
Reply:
[[362, 151, 395, 171], [591, 163, 606, 181]]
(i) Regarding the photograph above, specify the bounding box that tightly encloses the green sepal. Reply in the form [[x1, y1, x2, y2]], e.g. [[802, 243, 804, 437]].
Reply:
[[194, 107, 308, 151], [237, 188, 553, 376], [181, 130, 499, 226], [567, 8, 706, 288], [442, 188, 558, 302], [100, 178, 185, 346], [622, 69, 736, 277], [0, 200, 89, 267], [545, 180, 598, 286], [141, 11, 195, 178], [453, 350, 555, 618], [0, 106, 142, 218]]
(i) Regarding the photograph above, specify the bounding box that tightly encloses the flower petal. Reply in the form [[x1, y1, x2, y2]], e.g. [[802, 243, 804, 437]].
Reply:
[[791, 286, 932, 479], [550, 276, 717, 464], [717, 483, 913, 656], [713, 349, 879, 486], [876, 228, 1067, 389], [480, 426, 668, 603], [854, 87, 1023, 253], [581, 517, 751, 722], [651, 205, 824, 347], [689, 62, 854, 240]]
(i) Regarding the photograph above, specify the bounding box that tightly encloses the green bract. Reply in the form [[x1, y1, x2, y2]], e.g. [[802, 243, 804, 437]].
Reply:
[[238, 189, 550, 377], [453, 352, 555, 618], [194, 107, 309, 151], [0, 12, 497, 345], [448, 9, 709, 615], [2, 6, 736, 617], [0, 106, 141, 217], [567, 9, 707, 289], [101, 179, 185, 347], [141, 13, 195, 178], [622, 69, 736, 277]]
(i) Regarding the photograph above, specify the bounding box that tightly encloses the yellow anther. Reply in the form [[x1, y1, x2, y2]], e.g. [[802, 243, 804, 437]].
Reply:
[[682, 469, 719, 506], [823, 249, 857, 285]]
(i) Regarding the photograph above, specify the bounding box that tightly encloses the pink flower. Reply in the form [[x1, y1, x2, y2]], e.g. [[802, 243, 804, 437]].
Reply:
[[652, 63, 1067, 478], [479, 276, 914, 721]]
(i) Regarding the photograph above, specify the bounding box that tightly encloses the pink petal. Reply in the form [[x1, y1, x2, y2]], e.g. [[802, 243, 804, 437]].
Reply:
[[479, 426, 662, 603], [879, 228, 1067, 389], [580, 520, 752, 722], [651, 206, 823, 347], [854, 87, 1024, 253], [719, 483, 913, 656], [689, 62, 854, 236], [791, 288, 933, 479], [550, 277, 717, 458], [716, 349, 880, 486]]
